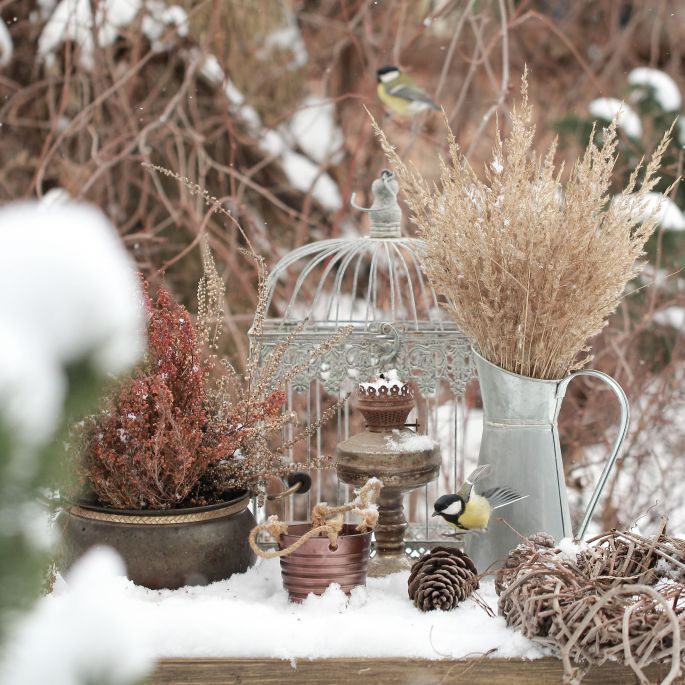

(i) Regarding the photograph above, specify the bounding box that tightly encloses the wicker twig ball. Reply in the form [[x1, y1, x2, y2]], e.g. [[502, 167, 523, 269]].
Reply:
[[408, 546, 479, 612], [495, 531, 557, 595]]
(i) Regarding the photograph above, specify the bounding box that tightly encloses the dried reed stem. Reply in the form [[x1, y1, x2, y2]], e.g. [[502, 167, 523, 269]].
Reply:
[[372, 71, 677, 379]]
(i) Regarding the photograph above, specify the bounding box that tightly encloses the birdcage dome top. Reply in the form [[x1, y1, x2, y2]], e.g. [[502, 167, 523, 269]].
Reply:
[[263, 169, 448, 331], [251, 169, 474, 396]]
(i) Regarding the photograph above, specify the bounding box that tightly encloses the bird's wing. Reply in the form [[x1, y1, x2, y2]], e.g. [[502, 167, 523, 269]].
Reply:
[[481, 487, 528, 511], [386, 83, 440, 110], [457, 464, 491, 499]]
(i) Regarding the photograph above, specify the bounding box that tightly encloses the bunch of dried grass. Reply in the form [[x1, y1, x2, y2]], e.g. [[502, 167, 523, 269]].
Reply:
[[373, 72, 676, 379]]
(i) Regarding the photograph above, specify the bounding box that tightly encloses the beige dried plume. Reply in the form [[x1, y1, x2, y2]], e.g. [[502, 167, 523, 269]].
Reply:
[[372, 70, 676, 380]]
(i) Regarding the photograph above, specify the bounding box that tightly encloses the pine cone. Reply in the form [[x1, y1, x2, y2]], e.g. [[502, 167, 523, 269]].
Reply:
[[408, 546, 479, 612], [495, 532, 556, 595]]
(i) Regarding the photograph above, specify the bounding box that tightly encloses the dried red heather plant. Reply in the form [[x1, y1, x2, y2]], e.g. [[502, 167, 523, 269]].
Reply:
[[74, 243, 348, 510], [75, 284, 245, 509]]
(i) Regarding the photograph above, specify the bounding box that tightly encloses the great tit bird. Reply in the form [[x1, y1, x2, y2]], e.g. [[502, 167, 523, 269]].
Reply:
[[376, 65, 440, 117], [432, 465, 527, 533]]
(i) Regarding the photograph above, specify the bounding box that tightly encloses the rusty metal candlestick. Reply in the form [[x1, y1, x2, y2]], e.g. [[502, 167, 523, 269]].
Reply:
[[336, 381, 441, 576]]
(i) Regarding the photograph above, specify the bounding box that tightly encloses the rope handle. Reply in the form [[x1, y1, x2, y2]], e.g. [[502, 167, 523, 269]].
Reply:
[[249, 478, 382, 559]]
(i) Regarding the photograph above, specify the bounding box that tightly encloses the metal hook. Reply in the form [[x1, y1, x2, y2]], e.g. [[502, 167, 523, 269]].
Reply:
[[266, 481, 302, 502]]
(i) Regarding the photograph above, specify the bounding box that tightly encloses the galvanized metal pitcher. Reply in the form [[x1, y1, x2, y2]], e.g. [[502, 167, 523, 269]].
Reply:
[[465, 350, 630, 571]]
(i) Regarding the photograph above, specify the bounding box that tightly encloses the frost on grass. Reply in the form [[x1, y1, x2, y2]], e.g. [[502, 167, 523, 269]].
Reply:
[[588, 98, 642, 139], [0, 548, 154, 685], [0, 201, 144, 444]]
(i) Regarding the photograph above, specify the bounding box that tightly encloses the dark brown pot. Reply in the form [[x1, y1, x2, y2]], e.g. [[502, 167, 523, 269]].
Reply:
[[278, 523, 372, 602], [59, 491, 256, 590]]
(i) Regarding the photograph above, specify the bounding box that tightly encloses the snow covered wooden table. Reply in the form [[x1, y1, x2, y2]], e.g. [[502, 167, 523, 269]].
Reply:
[[149, 658, 680, 684], [41, 551, 684, 684]]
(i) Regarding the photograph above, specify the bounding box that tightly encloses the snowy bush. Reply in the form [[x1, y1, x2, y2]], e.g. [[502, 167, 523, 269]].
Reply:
[[0, 201, 151, 684]]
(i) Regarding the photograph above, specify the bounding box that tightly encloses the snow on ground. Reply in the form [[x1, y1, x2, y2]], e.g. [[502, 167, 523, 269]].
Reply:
[[29, 555, 542, 662], [0, 201, 144, 445], [628, 67, 682, 112], [0, 549, 155, 685], [588, 97, 642, 138]]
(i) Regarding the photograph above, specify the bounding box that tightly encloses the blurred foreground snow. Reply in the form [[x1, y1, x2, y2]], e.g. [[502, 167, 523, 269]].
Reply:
[[0, 201, 144, 445], [0, 548, 154, 685], [16, 557, 541, 662]]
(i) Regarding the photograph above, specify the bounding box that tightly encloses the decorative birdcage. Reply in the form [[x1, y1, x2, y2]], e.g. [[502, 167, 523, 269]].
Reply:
[[249, 169, 475, 549]]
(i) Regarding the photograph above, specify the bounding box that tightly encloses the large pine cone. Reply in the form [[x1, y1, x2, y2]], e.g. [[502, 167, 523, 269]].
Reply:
[[495, 532, 557, 595], [408, 546, 479, 612]]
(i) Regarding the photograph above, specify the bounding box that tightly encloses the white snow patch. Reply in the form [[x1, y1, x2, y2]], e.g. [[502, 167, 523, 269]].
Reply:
[[628, 67, 682, 112], [38, 0, 142, 69], [0, 21, 12, 67], [641, 191, 685, 230], [39, 0, 189, 67], [142, 0, 188, 51], [258, 13, 307, 70], [0, 547, 154, 685], [278, 148, 342, 210], [30, 560, 542, 661], [588, 98, 642, 138], [386, 431, 437, 453], [287, 96, 344, 164], [40, 187, 71, 206], [0, 201, 145, 444], [360, 369, 404, 390], [555, 537, 588, 561], [653, 306, 685, 330]]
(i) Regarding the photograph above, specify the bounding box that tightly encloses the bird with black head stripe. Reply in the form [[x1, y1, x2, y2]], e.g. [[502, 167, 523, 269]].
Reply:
[[432, 465, 527, 533]]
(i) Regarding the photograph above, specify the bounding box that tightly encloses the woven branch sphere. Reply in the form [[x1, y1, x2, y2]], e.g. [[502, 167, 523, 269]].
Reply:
[[495, 532, 556, 595], [408, 546, 478, 612]]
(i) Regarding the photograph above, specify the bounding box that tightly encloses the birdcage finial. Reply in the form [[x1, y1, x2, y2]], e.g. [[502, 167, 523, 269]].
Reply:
[[350, 169, 402, 239]]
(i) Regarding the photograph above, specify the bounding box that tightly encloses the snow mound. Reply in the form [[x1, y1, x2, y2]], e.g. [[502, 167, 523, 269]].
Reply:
[[34, 559, 542, 661], [0, 547, 154, 685], [0, 201, 145, 444], [588, 98, 642, 139], [628, 68, 682, 112]]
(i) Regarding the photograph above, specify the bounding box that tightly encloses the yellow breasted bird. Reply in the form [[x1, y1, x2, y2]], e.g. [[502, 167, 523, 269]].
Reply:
[[431, 465, 527, 533], [376, 65, 440, 117]]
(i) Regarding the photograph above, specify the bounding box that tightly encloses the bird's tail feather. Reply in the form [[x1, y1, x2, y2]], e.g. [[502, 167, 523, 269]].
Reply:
[[482, 487, 528, 510]]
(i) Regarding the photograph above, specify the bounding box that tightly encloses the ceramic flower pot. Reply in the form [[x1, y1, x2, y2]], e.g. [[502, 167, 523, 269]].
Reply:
[[278, 523, 372, 602], [59, 490, 256, 589]]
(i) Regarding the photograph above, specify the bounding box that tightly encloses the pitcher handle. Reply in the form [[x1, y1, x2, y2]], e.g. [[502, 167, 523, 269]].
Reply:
[[557, 370, 630, 540]]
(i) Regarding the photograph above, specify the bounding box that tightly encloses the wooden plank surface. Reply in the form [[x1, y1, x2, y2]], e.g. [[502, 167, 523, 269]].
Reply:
[[149, 657, 683, 685]]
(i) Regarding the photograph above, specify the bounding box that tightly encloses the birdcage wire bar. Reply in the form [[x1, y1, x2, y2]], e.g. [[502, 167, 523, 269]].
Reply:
[[249, 170, 475, 549]]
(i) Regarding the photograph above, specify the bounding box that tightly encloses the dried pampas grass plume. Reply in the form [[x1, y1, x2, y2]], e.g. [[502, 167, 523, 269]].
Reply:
[[372, 70, 677, 380]]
